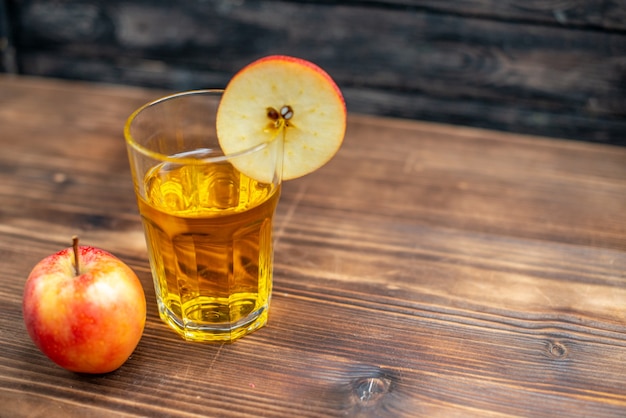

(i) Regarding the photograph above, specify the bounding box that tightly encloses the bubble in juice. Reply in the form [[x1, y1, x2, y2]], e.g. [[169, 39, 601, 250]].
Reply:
[[137, 149, 280, 342]]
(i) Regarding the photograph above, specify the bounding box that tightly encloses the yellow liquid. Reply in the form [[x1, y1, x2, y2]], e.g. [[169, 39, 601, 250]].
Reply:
[[137, 150, 280, 342]]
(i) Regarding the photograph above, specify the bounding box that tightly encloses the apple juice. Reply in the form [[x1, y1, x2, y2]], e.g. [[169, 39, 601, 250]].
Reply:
[[137, 150, 280, 342]]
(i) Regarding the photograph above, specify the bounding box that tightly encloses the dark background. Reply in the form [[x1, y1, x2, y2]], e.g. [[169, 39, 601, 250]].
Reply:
[[1, 0, 625, 145]]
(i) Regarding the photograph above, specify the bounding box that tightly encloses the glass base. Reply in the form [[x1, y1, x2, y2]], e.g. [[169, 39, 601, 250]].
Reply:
[[157, 298, 269, 343]]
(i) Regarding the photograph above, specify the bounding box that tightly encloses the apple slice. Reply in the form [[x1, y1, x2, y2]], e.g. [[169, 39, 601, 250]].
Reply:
[[216, 55, 346, 181]]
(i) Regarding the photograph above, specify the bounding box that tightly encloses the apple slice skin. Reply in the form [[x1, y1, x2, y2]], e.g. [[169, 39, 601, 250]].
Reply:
[[217, 55, 347, 181], [22, 246, 146, 374]]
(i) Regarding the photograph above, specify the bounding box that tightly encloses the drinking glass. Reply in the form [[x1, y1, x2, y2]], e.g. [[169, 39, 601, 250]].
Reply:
[[124, 90, 282, 342]]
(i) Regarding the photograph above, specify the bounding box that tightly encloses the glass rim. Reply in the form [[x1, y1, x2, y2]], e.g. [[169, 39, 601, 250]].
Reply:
[[123, 89, 272, 165]]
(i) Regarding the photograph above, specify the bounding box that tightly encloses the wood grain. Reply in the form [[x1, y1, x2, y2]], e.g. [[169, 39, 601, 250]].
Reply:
[[4, 0, 626, 144], [1, 75, 625, 417], [356, 0, 626, 30]]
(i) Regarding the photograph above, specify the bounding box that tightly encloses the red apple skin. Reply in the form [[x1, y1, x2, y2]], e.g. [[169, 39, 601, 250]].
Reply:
[[241, 54, 346, 112], [22, 245, 146, 374]]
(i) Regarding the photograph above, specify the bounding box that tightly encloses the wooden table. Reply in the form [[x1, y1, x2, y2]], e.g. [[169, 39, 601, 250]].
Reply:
[[1, 75, 625, 417]]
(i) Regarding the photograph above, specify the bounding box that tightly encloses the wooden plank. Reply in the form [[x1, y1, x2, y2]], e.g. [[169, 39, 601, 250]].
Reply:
[[18, 2, 626, 108], [356, 0, 626, 31], [0, 0, 17, 73], [1, 75, 626, 417], [10, 0, 626, 144]]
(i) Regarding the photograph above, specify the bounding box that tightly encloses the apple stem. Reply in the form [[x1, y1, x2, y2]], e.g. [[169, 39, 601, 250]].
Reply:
[[72, 235, 80, 276]]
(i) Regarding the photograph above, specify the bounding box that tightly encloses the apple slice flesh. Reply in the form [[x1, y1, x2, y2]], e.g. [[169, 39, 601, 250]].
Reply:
[[216, 55, 346, 181]]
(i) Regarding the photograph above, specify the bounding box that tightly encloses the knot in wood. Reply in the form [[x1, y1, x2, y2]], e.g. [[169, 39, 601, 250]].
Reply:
[[353, 376, 391, 405], [53, 172, 68, 184], [547, 341, 568, 359]]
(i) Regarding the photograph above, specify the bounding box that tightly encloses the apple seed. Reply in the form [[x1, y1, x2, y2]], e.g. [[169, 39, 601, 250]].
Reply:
[[266, 105, 294, 130], [267, 107, 279, 121], [280, 105, 294, 120]]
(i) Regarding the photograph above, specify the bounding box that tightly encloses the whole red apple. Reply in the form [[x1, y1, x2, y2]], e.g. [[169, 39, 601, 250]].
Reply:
[[22, 239, 146, 374]]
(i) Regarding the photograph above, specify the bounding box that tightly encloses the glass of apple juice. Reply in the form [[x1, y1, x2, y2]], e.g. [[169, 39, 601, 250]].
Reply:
[[124, 90, 282, 342]]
